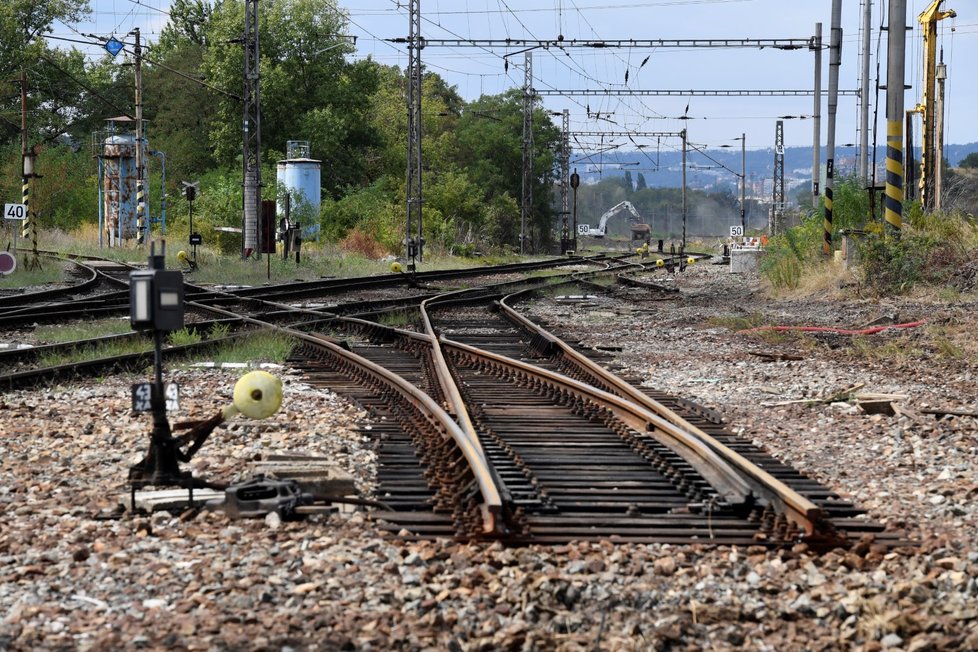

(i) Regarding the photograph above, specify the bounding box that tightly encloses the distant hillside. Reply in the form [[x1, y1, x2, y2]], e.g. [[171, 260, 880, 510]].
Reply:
[[578, 142, 978, 194]]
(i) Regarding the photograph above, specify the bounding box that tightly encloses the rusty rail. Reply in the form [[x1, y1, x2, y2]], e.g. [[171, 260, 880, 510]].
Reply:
[[189, 300, 507, 537], [496, 289, 839, 544], [439, 338, 754, 509]]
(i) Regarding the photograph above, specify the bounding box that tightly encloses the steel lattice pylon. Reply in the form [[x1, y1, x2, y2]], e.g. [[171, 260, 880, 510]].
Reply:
[[404, 0, 423, 271], [242, 0, 262, 257], [773, 120, 785, 235], [560, 109, 569, 222], [521, 52, 533, 256]]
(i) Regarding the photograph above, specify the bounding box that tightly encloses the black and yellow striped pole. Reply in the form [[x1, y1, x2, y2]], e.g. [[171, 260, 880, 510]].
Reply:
[[823, 162, 834, 254], [21, 172, 41, 270], [823, 0, 842, 256], [885, 119, 903, 233], [136, 179, 146, 245], [884, 0, 906, 236]]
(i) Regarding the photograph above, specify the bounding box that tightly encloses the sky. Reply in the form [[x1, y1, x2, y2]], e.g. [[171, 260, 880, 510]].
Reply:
[[56, 0, 977, 156]]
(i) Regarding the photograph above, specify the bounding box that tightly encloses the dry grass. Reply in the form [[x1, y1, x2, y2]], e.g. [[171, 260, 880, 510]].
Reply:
[[761, 258, 859, 299], [18, 226, 506, 288]]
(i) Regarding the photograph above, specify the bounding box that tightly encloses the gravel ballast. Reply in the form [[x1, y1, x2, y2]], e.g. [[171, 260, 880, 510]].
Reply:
[[2, 263, 977, 651]]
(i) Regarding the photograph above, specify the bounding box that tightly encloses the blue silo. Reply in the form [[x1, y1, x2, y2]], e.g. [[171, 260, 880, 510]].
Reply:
[[277, 140, 321, 240]]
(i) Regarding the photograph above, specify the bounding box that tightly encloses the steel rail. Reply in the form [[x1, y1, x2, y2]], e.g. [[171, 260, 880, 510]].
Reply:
[[187, 300, 507, 536], [0, 256, 101, 308], [496, 287, 835, 542], [435, 334, 754, 508]]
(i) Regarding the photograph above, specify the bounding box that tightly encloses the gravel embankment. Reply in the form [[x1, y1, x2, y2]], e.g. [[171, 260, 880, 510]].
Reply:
[[2, 263, 977, 651]]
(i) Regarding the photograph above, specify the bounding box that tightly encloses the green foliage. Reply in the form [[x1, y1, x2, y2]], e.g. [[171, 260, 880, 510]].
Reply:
[[38, 338, 147, 368], [320, 178, 400, 250], [959, 152, 978, 169], [761, 176, 870, 289], [209, 322, 231, 339], [201, 0, 380, 196], [209, 332, 296, 365], [858, 212, 978, 296], [169, 327, 202, 347], [34, 318, 132, 343], [0, 0, 89, 83]]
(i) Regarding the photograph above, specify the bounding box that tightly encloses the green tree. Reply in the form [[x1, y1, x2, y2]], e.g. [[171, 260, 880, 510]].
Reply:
[[959, 152, 978, 169], [636, 172, 647, 191], [0, 0, 92, 148], [201, 0, 382, 197], [143, 40, 218, 184], [453, 89, 559, 251]]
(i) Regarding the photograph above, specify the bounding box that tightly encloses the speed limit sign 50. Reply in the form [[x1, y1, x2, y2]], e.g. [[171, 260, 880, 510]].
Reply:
[[729, 225, 744, 238], [4, 204, 27, 221]]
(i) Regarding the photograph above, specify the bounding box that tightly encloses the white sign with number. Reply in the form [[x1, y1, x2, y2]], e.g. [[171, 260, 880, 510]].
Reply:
[[4, 203, 27, 221], [729, 225, 744, 238], [131, 382, 180, 412], [578, 224, 590, 235]]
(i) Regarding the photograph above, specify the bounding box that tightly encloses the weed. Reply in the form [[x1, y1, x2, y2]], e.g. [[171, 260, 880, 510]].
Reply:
[[850, 335, 921, 363], [0, 260, 72, 290], [38, 339, 148, 367], [378, 311, 412, 327], [169, 328, 202, 347], [209, 322, 231, 339], [34, 318, 132, 343], [209, 332, 296, 364], [707, 313, 767, 331]]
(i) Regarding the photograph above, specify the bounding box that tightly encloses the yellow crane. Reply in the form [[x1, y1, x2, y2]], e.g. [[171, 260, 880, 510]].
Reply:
[[909, 0, 955, 211]]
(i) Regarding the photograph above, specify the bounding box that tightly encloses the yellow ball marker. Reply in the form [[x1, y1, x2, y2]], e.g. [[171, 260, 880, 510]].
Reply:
[[656, 259, 665, 268], [687, 257, 696, 265], [390, 262, 403, 273], [225, 370, 283, 420]]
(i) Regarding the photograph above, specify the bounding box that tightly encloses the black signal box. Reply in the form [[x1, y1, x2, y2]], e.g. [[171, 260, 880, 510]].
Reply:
[[130, 269, 185, 332]]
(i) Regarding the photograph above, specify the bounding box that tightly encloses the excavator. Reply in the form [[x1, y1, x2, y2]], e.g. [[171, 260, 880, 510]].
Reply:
[[584, 200, 648, 238]]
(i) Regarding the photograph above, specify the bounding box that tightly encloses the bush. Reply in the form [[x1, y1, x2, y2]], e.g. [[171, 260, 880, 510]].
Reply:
[[340, 227, 387, 258], [761, 176, 871, 289], [858, 211, 978, 296]]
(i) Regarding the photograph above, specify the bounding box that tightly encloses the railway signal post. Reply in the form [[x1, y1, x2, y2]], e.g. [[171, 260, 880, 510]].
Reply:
[[128, 242, 190, 502]]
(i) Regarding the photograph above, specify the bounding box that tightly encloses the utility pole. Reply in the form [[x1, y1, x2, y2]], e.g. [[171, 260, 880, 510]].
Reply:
[[405, 0, 422, 271], [558, 109, 570, 252], [681, 128, 687, 253], [824, 0, 843, 255], [134, 28, 146, 246], [740, 132, 746, 233], [242, 0, 262, 258], [521, 51, 533, 256], [811, 22, 822, 208], [774, 120, 785, 235], [859, 0, 873, 182], [934, 52, 947, 211], [885, 0, 907, 235], [560, 109, 570, 227], [571, 168, 580, 252]]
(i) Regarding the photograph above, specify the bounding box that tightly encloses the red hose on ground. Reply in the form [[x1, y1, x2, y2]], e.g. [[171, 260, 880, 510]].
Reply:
[[737, 320, 927, 336]]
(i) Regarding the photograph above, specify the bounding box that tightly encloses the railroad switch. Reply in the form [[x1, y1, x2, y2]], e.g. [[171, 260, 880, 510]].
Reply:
[[220, 476, 312, 519]]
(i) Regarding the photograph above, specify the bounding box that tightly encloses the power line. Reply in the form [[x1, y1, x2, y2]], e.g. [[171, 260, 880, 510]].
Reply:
[[121, 0, 171, 17], [535, 89, 861, 97]]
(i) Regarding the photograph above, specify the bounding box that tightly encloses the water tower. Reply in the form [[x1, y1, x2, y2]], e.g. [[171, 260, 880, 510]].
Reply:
[[97, 116, 149, 245], [276, 140, 321, 240]]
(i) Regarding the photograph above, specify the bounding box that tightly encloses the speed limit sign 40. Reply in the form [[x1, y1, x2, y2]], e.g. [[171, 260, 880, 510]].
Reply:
[[729, 225, 744, 238], [4, 204, 27, 221]]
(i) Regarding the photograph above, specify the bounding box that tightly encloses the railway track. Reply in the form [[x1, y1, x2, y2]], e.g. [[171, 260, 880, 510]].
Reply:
[[0, 252, 899, 549], [285, 270, 898, 549]]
